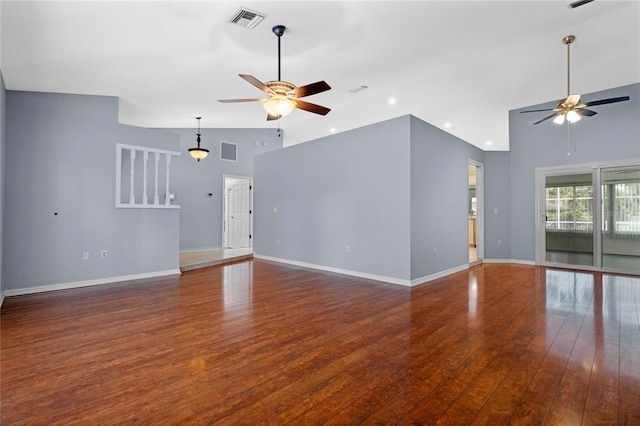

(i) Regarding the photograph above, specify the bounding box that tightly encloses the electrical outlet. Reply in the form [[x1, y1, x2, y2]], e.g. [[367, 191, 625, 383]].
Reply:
[[276, 239, 280, 245], [82, 251, 89, 260], [494, 208, 498, 215], [345, 245, 351, 254], [433, 247, 437, 256], [101, 250, 108, 259], [498, 240, 503, 247]]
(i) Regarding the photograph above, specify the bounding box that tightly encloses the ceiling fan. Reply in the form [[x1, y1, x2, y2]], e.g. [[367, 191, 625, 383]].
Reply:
[[218, 25, 331, 121], [520, 35, 630, 125]]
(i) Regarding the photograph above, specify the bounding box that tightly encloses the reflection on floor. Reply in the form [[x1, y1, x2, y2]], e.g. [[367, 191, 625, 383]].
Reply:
[[3, 264, 639, 423], [469, 245, 480, 264], [546, 250, 640, 271], [179, 248, 253, 272]]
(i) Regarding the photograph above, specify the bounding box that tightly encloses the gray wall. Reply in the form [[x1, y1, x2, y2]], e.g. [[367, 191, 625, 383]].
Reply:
[[254, 116, 412, 281], [483, 151, 511, 260], [409, 116, 484, 279], [0, 72, 5, 296], [508, 83, 640, 262], [166, 127, 282, 251], [3, 91, 181, 291]]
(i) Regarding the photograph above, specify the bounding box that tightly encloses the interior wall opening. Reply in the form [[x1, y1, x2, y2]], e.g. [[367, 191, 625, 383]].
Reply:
[[468, 162, 483, 265]]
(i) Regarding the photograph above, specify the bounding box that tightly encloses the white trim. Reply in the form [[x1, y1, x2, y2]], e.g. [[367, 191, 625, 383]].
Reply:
[[411, 264, 470, 286], [254, 255, 477, 287], [254, 254, 413, 286], [223, 174, 253, 249], [180, 246, 224, 253], [115, 204, 180, 209], [468, 159, 484, 261], [535, 158, 640, 272], [2, 269, 182, 297], [117, 143, 181, 157], [483, 259, 536, 265]]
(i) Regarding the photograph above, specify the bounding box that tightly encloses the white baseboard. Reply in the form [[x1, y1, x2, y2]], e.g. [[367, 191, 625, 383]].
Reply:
[[2, 269, 182, 297], [179, 246, 222, 253], [411, 264, 470, 286], [254, 255, 413, 286], [254, 255, 476, 288], [483, 259, 536, 265]]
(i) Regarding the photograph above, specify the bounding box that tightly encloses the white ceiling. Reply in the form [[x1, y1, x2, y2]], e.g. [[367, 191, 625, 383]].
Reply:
[[1, 1, 639, 150]]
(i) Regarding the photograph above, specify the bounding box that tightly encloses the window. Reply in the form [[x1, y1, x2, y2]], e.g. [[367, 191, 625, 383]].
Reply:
[[545, 174, 593, 232], [602, 170, 640, 235]]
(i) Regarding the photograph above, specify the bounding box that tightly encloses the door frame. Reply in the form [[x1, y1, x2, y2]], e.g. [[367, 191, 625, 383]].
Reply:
[[468, 160, 484, 263], [222, 174, 253, 249], [534, 157, 640, 274]]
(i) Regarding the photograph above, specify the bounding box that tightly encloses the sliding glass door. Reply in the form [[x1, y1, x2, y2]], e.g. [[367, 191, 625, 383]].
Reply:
[[537, 160, 640, 274], [545, 173, 594, 267], [601, 167, 640, 271]]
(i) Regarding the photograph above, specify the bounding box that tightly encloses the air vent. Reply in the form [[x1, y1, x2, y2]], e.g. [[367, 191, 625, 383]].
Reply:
[[568, 0, 595, 9], [220, 142, 238, 162], [228, 8, 266, 29], [349, 85, 369, 94]]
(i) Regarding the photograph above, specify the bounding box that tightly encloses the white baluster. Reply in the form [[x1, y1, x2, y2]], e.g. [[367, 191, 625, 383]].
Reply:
[[129, 149, 136, 204], [165, 154, 172, 205], [154, 152, 160, 205], [142, 151, 149, 205]]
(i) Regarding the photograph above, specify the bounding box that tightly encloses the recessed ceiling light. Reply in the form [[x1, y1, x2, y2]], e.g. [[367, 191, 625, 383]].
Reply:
[[330, 127, 336, 133], [388, 98, 396, 105], [348, 85, 368, 93], [444, 122, 452, 128], [486, 141, 493, 146]]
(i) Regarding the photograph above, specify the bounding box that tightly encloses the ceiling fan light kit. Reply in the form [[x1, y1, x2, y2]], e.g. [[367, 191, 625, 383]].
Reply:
[[520, 35, 630, 125], [262, 95, 297, 117], [218, 25, 331, 120]]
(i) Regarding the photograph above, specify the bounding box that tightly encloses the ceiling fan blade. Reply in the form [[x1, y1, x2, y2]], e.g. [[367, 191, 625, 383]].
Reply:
[[533, 112, 561, 125], [575, 108, 597, 117], [266, 113, 280, 121], [582, 96, 630, 107], [292, 81, 331, 98], [218, 98, 261, 103], [566, 94, 581, 106], [239, 74, 275, 95], [295, 100, 331, 116], [520, 108, 556, 113]]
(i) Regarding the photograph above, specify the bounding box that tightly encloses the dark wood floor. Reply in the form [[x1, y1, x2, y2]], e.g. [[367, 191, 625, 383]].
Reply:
[[2, 260, 639, 425]]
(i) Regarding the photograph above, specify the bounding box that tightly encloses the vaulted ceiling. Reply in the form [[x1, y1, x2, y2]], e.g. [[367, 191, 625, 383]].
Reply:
[[1, 1, 638, 150]]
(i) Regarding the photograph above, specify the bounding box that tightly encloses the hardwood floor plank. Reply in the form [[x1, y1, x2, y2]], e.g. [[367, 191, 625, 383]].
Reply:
[[2, 262, 639, 425]]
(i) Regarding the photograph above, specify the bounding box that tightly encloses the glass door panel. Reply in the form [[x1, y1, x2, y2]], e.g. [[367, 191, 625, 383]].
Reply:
[[601, 168, 640, 271], [545, 173, 594, 266]]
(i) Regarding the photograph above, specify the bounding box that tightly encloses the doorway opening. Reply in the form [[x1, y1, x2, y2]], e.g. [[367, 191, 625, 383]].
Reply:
[[468, 162, 483, 265], [223, 175, 253, 249]]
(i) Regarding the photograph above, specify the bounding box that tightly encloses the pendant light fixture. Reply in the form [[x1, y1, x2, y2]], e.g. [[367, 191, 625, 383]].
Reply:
[[188, 117, 209, 161]]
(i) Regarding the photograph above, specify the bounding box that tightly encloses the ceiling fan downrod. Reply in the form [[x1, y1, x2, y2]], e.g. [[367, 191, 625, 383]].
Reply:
[[563, 35, 575, 97], [273, 25, 286, 82]]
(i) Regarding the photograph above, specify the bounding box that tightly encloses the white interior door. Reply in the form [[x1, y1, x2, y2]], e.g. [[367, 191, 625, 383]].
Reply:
[[225, 176, 252, 249]]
